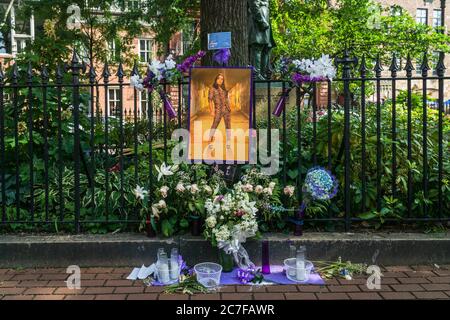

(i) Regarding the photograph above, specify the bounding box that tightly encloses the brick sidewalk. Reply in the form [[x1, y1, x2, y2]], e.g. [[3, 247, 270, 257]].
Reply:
[[1, 265, 450, 300]]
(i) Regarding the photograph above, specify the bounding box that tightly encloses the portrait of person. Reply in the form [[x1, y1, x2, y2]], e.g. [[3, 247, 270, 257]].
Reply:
[[188, 67, 253, 163]]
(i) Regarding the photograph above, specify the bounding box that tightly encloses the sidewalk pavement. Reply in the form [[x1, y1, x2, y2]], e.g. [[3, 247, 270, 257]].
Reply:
[[1, 265, 450, 300]]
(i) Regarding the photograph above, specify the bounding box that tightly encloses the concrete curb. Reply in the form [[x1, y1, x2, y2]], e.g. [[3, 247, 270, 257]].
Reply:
[[0, 232, 449, 268]]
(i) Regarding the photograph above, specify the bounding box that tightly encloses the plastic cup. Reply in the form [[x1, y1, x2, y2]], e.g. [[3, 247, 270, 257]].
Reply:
[[284, 258, 313, 283], [194, 262, 223, 288]]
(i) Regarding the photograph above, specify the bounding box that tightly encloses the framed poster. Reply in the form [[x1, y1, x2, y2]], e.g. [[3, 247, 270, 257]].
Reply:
[[188, 67, 253, 164]]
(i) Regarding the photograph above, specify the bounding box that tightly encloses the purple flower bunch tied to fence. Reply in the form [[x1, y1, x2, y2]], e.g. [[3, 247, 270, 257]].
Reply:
[[213, 48, 231, 65], [177, 51, 206, 73], [159, 90, 177, 120]]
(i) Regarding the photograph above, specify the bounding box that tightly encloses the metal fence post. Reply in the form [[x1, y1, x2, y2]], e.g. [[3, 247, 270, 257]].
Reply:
[[336, 50, 357, 232], [70, 50, 83, 233]]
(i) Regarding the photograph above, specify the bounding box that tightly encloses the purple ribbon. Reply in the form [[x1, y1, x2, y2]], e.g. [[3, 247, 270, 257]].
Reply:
[[213, 48, 231, 65], [272, 88, 292, 117], [159, 90, 177, 120]]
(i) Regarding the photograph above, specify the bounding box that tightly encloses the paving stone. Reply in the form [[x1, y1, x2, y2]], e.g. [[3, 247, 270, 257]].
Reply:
[[33, 295, 65, 300], [2, 295, 35, 300], [39, 274, 68, 281], [114, 286, 144, 294], [0, 274, 13, 281], [16, 281, 50, 287], [380, 292, 416, 300], [328, 285, 361, 293], [54, 287, 85, 295], [316, 293, 350, 300], [337, 278, 367, 285], [144, 286, 165, 293], [253, 293, 285, 300], [384, 266, 413, 272], [191, 294, 221, 300], [96, 273, 126, 280], [105, 280, 134, 287], [381, 272, 408, 278], [84, 268, 115, 274], [236, 285, 266, 293], [0, 281, 20, 288], [127, 294, 159, 300], [64, 295, 96, 300], [284, 293, 317, 300], [297, 285, 328, 293], [427, 276, 450, 284], [411, 265, 436, 271], [95, 294, 127, 300], [266, 285, 298, 293], [79, 280, 106, 287], [421, 283, 450, 291], [405, 271, 435, 278], [0, 288, 26, 295], [11, 274, 41, 281], [158, 294, 189, 300], [84, 287, 115, 294], [391, 284, 424, 292], [221, 293, 253, 300], [23, 287, 56, 295], [397, 278, 430, 284], [412, 291, 448, 299], [358, 284, 392, 292], [348, 292, 382, 300]]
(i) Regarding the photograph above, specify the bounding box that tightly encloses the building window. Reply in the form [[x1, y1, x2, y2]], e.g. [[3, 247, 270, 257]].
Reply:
[[433, 9, 442, 28], [390, 5, 402, 16], [16, 38, 29, 54], [108, 88, 121, 117], [139, 91, 148, 118], [108, 39, 121, 62], [139, 39, 153, 63], [416, 9, 428, 25]]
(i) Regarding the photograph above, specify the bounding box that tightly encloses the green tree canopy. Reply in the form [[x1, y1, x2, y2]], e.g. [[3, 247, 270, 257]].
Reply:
[[270, 0, 450, 63]]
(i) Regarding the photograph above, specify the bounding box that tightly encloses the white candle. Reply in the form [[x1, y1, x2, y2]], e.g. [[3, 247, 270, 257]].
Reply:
[[158, 263, 170, 284], [170, 260, 179, 280], [296, 259, 306, 281]]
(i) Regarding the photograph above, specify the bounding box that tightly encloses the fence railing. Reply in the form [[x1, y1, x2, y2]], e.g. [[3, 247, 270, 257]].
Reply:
[[0, 50, 449, 233]]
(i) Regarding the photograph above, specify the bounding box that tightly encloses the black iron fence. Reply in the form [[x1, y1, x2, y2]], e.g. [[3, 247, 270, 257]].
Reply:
[[0, 50, 449, 233]]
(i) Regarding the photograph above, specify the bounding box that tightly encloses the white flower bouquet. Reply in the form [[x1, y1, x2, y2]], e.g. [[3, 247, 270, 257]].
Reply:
[[204, 185, 259, 269]]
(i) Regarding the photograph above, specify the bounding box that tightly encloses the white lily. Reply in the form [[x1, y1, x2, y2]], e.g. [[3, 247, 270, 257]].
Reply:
[[134, 185, 148, 200], [155, 163, 178, 181]]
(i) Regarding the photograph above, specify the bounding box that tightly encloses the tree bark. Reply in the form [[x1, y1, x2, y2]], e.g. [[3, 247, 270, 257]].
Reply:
[[200, 0, 249, 66]]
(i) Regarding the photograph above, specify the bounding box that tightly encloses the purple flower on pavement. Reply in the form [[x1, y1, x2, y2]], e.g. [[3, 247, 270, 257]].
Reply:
[[237, 268, 256, 284]]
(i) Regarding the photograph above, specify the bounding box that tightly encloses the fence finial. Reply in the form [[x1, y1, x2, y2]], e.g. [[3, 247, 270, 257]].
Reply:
[[404, 53, 415, 77], [436, 52, 446, 77], [374, 54, 383, 77], [389, 53, 399, 77], [89, 64, 97, 83], [26, 62, 33, 83], [420, 52, 430, 77], [41, 65, 49, 83], [359, 55, 368, 78], [102, 61, 111, 81], [117, 61, 125, 80], [131, 60, 140, 77], [56, 64, 64, 81]]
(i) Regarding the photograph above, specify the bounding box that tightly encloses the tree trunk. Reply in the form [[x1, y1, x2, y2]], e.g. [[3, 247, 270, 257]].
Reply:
[[200, 0, 249, 66]]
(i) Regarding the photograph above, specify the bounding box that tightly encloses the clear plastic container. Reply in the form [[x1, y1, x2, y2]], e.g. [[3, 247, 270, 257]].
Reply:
[[284, 258, 313, 283], [194, 262, 223, 288]]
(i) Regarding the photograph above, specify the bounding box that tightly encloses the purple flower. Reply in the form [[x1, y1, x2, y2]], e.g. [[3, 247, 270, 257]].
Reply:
[[213, 48, 231, 65], [291, 72, 326, 86], [237, 268, 255, 284]]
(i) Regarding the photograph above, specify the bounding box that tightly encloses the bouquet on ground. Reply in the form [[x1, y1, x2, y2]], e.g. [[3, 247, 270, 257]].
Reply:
[[273, 54, 336, 117], [204, 184, 260, 269]]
